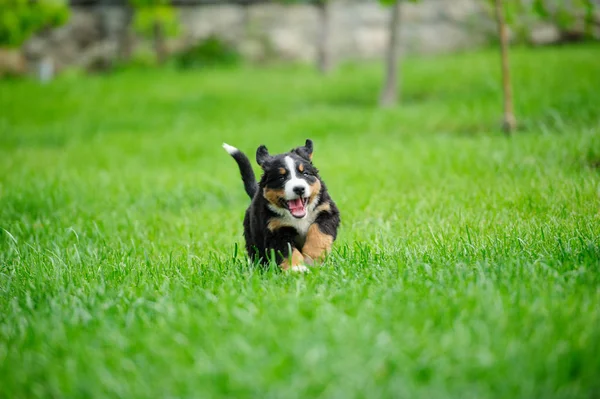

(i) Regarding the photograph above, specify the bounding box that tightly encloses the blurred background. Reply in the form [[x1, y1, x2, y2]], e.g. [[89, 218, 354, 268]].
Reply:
[[2, 0, 599, 81]]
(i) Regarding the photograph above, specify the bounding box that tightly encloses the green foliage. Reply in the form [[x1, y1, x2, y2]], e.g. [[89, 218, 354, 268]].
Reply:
[[0, 0, 69, 47], [378, 0, 420, 6], [173, 36, 241, 69], [129, 0, 179, 38], [123, 47, 161, 68], [490, 0, 599, 41], [532, 0, 550, 18], [1, 45, 600, 398]]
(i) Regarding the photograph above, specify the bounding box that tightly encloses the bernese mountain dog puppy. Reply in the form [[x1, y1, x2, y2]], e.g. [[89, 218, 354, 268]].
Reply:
[[223, 139, 340, 272]]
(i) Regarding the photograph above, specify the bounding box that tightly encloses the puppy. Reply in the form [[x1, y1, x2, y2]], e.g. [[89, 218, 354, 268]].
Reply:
[[223, 139, 340, 272]]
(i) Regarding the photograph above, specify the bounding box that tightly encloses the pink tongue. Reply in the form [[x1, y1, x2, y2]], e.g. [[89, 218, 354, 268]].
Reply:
[[288, 198, 306, 217]]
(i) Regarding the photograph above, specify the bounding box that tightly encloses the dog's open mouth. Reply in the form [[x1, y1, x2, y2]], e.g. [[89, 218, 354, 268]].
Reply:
[[286, 197, 308, 218]]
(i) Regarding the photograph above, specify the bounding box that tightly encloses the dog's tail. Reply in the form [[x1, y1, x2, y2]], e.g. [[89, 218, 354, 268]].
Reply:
[[223, 143, 257, 199]]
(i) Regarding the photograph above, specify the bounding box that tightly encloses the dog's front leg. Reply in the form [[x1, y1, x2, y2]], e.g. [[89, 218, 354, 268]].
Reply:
[[302, 222, 334, 265], [265, 229, 307, 272], [280, 246, 307, 272]]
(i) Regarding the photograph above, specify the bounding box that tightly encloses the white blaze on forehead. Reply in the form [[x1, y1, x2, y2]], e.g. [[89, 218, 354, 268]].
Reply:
[[283, 156, 310, 200]]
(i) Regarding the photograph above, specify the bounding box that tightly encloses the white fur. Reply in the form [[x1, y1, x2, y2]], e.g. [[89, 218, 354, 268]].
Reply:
[[222, 143, 238, 155], [283, 156, 310, 201]]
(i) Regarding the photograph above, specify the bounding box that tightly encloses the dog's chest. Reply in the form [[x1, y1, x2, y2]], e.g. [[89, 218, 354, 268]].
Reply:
[[290, 217, 312, 237], [271, 209, 316, 248], [291, 218, 312, 248]]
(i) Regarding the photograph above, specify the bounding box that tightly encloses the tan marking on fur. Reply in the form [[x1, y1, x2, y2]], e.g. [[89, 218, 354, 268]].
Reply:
[[298, 163, 304, 172], [267, 218, 284, 232], [263, 187, 285, 207], [308, 179, 322, 205], [280, 247, 304, 270], [314, 202, 331, 214], [278, 167, 286, 175], [302, 224, 333, 263]]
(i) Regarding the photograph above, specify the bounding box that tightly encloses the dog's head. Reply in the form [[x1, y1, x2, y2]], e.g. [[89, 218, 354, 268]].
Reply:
[[256, 139, 321, 219]]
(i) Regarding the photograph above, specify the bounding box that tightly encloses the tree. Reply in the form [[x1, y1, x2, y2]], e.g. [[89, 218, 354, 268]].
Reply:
[[117, 3, 135, 62], [0, 0, 69, 48], [277, 0, 333, 74], [486, 0, 597, 134], [315, 0, 332, 74], [378, 0, 420, 108], [493, 0, 516, 134], [379, 0, 402, 107], [129, 0, 179, 65]]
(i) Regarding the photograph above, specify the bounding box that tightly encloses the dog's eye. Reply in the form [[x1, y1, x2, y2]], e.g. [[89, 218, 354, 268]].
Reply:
[[302, 171, 310, 177]]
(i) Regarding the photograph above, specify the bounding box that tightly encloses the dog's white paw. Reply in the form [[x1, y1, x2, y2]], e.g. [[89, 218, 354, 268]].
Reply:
[[290, 265, 310, 273]]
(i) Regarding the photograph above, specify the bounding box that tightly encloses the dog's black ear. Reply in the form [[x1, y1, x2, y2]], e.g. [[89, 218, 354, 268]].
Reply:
[[293, 139, 314, 162], [304, 139, 313, 157], [256, 145, 271, 167]]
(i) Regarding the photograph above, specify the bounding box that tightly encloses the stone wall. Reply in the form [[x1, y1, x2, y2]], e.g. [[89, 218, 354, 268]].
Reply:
[[15, 0, 574, 75]]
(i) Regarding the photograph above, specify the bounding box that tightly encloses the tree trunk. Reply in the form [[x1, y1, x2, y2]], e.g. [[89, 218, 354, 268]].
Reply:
[[494, 0, 516, 134], [242, 1, 251, 33], [316, 0, 332, 74], [152, 19, 167, 65], [379, 0, 402, 108], [118, 5, 135, 61]]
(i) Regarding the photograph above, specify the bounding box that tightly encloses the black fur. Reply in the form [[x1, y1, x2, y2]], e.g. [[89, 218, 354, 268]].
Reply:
[[225, 139, 340, 267], [228, 149, 257, 198]]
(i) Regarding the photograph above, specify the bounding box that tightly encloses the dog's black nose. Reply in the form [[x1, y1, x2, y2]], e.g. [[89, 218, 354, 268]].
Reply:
[[293, 186, 305, 196]]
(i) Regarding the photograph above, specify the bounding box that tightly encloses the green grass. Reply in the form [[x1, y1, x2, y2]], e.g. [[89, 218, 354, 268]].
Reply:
[[1, 44, 600, 399]]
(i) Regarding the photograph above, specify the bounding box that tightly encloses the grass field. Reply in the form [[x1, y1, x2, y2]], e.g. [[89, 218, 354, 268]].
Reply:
[[1, 44, 600, 398]]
